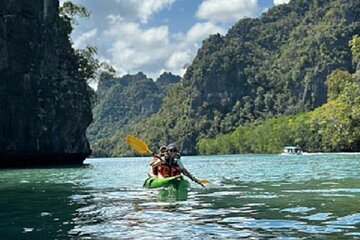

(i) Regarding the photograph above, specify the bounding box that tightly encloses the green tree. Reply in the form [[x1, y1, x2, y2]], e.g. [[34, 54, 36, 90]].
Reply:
[[59, 1, 90, 35], [91, 0, 360, 156], [349, 35, 360, 62], [59, 1, 115, 83], [325, 70, 353, 100]]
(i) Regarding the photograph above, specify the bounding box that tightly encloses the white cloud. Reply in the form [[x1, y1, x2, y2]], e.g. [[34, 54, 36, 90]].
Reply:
[[196, 0, 259, 22], [103, 17, 173, 78], [137, 0, 175, 23], [69, 0, 245, 83], [273, 0, 290, 5], [185, 22, 225, 43], [116, 0, 175, 23], [101, 14, 225, 80], [166, 50, 192, 70], [104, 15, 169, 47], [140, 26, 169, 47], [97, 4, 231, 80], [73, 28, 98, 49], [107, 14, 124, 25]]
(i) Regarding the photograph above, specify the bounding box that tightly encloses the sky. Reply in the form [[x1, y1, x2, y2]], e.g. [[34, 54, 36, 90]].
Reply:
[[61, 0, 291, 84]]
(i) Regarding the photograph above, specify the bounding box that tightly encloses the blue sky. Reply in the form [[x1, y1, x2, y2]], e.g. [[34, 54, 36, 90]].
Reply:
[[62, 0, 290, 84]]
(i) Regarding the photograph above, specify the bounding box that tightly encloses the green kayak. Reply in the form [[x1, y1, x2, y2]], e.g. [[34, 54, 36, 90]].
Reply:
[[144, 176, 190, 201], [143, 176, 190, 189]]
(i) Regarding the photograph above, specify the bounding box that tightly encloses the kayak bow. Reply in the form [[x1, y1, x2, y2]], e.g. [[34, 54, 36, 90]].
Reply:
[[143, 176, 190, 189]]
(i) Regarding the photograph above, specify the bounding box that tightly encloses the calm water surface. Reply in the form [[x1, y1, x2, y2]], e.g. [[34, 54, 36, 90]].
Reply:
[[1, 154, 360, 239]]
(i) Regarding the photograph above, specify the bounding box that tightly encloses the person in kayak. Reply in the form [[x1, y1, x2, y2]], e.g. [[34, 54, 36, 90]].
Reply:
[[157, 144, 205, 187], [148, 145, 167, 177]]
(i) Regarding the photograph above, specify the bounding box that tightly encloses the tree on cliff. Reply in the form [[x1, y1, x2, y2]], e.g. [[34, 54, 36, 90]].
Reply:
[[350, 35, 360, 62], [59, 1, 115, 83], [59, 1, 90, 35], [198, 36, 360, 154], [127, 0, 360, 155]]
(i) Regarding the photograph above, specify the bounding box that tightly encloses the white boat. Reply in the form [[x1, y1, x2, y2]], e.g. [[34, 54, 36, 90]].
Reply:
[[282, 146, 302, 155]]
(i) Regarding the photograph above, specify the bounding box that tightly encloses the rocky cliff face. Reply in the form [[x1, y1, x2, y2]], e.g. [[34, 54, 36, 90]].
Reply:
[[87, 71, 180, 157], [120, 0, 360, 155], [0, 0, 92, 167], [185, 0, 359, 118]]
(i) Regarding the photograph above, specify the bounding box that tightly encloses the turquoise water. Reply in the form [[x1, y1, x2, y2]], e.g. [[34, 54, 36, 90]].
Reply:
[[1, 154, 360, 239]]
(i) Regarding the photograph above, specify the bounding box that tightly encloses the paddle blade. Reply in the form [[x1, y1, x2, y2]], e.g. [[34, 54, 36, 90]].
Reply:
[[126, 135, 153, 155], [199, 179, 209, 184]]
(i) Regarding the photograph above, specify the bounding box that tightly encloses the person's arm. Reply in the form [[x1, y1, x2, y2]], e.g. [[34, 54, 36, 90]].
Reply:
[[148, 166, 156, 177], [150, 157, 163, 167], [175, 156, 205, 187], [181, 167, 205, 187]]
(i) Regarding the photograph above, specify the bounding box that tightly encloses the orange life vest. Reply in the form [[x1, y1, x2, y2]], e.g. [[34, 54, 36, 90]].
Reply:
[[157, 162, 182, 177], [150, 156, 162, 176]]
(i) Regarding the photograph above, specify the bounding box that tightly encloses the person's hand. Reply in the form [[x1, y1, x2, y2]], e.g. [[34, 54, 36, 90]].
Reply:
[[150, 158, 162, 167], [195, 178, 205, 187]]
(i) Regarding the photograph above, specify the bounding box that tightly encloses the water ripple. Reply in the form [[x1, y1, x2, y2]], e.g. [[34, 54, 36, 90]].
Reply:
[[1, 154, 360, 239]]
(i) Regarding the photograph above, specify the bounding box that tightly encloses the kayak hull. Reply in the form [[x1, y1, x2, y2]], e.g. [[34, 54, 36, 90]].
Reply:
[[143, 176, 190, 189], [144, 176, 190, 201]]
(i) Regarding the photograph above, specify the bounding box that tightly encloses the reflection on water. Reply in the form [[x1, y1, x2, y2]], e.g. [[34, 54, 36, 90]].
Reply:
[[157, 185, 189, 201], [0, 181, 78, 240], [0, 154, 360, 239]]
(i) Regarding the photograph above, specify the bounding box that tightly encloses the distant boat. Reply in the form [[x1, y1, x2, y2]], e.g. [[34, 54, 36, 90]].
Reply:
[[282, 146, 302, 155]]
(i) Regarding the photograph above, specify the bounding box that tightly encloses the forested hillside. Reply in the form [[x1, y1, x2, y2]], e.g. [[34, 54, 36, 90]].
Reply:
[[87, 72, 180, 156], [93, 0, 360, 156], [198, 35, 360, 154]]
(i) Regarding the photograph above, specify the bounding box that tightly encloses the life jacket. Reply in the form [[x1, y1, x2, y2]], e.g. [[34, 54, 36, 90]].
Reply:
[[157, 160, 182, 177]]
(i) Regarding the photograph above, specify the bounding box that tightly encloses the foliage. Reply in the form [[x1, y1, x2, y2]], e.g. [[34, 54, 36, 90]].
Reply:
[[58, 0, 114, 106], [198, 65, 360, 154], [75, 46, 115, 82], [349, 35, 360, 62], [59, 1, 90, 35], [325, 69, 353, 100], [87, 73, 181, 157], [139, 0, 359, 154], [90, 0, 360, 156]]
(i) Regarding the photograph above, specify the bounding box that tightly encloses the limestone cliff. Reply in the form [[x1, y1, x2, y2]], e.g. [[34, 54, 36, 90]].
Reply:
[[0, 0, 92, 167], [87, 72, 180, 157]]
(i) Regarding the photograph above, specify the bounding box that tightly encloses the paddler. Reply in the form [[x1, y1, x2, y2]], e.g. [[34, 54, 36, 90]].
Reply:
[[157, 144, 205, 187], [148, 145, 167, 177]]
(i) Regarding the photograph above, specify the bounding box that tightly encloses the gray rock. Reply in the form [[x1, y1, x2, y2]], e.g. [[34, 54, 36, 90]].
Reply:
[[0, 0, 92, 167]]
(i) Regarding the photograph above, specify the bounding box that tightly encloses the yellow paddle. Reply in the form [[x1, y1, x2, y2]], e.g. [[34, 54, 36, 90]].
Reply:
[[126, 134, 209, 186], [198, 179, 209, 184], [126, 135, 153, 155]]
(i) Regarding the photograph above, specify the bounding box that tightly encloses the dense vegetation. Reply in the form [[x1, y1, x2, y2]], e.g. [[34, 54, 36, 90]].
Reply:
[[90, 0, 360, 156], [87, 72, 180, 156], [60, 1, 114, 105], [198, 35, 360, 154]]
